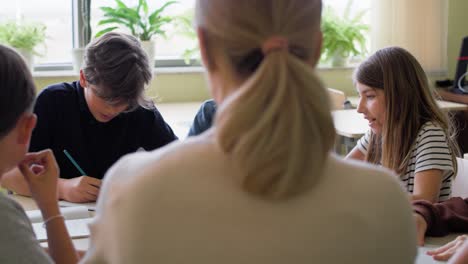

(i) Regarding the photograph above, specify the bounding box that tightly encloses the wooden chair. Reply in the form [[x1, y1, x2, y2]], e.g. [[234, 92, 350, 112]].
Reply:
[[327, 88, 347, 110], [328, 88, 351, 154], [453, 157, 468, 198]]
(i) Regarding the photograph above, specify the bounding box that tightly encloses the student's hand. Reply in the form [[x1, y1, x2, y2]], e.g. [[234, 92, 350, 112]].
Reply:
[[427, 235, 468, 261], [18, 149, 60, 211], [58, 176, 101, 203], [414, 213, 428, 246]]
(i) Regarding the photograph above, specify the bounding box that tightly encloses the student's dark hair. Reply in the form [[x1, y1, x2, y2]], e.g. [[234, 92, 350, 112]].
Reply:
[[0, 45, 36, 139], [83, 32, 153, 109]]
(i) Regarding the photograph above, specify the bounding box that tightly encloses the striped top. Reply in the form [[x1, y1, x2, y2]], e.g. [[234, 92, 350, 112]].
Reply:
[[356, 122, 454, 202]]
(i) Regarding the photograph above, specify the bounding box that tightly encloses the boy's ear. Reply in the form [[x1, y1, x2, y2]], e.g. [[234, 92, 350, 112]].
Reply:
[[79, 70, 87, 88], [197, 27, 216, 71], [16, 113, 37, 145]]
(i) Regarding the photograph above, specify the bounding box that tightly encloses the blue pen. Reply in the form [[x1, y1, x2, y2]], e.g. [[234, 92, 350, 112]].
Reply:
[[63, 149, 87, 176]]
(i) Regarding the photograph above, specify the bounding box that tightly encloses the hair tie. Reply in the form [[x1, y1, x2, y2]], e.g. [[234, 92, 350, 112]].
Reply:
[[261, 36, 289, 55]]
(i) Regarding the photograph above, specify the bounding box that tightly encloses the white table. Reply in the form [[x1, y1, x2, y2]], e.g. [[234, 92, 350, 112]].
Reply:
[[12, 194, 465, 263], [416, 233, 465, 264], [332, 99, 468, 154], [348, 97, 468, 112]]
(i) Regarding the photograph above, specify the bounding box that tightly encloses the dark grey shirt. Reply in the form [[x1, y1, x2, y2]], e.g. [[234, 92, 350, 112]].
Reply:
[[0, 193, 51, 263]]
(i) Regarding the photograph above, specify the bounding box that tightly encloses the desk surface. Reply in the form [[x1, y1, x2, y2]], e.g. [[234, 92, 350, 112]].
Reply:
[[348, 97, 468, 111], [11, 194, 463, 263], [335, 98, 468, 139], [332, 110, 368, 139]]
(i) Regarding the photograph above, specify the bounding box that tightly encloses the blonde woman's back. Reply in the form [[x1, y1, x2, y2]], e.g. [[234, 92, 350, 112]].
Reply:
[[83, 132, 417, 264]]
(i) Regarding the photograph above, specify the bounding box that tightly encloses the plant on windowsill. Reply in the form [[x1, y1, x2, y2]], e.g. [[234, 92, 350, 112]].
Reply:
[[320, 0, 369, 67], [72, 0, 92, 72], [0, 20, 46, 70], [95, 0, 178, 67], [174, 8, 199, 65]]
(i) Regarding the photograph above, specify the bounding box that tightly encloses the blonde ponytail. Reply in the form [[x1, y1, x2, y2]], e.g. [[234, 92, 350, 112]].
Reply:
[[196, 0, 329, 199], [215, 51, 335, 199]]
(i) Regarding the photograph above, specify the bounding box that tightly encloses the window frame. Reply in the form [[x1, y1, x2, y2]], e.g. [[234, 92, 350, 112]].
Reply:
[[33, 0, 198, 72]]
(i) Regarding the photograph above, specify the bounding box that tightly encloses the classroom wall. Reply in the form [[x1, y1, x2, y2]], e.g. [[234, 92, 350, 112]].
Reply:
[[447, 0, 468, 79], [33, 0, 468, 102]]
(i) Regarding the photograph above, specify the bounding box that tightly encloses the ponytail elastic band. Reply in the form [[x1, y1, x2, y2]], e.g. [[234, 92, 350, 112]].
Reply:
[[42, 214, 65, 228], [261, 36, 289, 55]]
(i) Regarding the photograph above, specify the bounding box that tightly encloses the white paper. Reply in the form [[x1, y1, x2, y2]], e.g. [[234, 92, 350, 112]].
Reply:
[[26, 206, 91, 223], [32, 218, 94, 242], [59, 201, 96, 211]]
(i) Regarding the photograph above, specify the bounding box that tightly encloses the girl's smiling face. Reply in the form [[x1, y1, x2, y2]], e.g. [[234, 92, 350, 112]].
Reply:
[[356, 82, 386, 134]]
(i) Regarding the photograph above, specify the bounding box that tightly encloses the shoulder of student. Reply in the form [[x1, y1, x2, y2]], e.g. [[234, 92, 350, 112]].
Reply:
[[36, 81, 78, 103], [102, 132, 212, 188], [330, 154, 410, 201], [0, 194, 52, 263], [417, 121, 447, 138]]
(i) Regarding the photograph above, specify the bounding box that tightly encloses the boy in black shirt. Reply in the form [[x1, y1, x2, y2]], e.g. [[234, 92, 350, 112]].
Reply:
[[1, 32, 177, 202]]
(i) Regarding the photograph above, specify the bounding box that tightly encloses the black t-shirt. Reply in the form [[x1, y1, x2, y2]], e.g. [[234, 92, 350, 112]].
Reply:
[[30, 81, 177, 179]]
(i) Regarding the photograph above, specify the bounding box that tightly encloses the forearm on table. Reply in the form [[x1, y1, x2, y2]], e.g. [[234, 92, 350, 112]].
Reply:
[[57, 178, 69, 200], [413, 197, 468, 236], [42, 203, 79, 264], [0, 167, 32, 196]]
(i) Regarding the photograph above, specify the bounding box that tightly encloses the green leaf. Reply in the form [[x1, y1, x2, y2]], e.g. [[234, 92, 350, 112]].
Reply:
[[95, 26, 119, 38], [96, 0, 178, 41], [114, 0, 129, 9], [148, 1, 177, 25], [0, 21, 46, 54], [137, 0, 149, 15], [320, 2, 369, 63]]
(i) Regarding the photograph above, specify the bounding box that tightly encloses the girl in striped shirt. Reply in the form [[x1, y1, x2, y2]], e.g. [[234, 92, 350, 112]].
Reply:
[[346, 47, 459, 203]]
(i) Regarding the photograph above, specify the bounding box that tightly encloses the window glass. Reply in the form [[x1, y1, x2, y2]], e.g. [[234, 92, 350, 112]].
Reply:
[[0, 0, 370, 67], [0, 0, 73, 64], [91, 0, 196, 60]]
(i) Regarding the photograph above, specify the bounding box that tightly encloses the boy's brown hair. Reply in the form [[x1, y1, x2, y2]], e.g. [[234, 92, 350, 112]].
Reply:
[[82, 32, 153, 110]]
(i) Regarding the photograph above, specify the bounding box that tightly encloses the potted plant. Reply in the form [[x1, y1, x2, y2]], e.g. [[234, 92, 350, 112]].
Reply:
[[174, 8, 199, 65], [95, 0, 177, 66], [321, 0, 369, 67], [0, 20, 46, 70], [72, 0, 92, 72]]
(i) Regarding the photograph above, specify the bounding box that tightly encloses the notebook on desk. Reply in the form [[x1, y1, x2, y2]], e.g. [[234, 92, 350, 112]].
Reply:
[[26, 206, 94, 242], [58, 200, 96, 211]]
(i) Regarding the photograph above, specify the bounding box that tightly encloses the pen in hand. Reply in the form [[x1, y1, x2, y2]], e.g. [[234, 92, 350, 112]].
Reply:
[[63, 149, 87, 176]]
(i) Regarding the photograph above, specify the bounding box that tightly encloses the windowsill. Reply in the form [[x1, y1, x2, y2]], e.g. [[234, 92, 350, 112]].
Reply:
[[32, 66, 206, 78], [33, 65, 358, 78]]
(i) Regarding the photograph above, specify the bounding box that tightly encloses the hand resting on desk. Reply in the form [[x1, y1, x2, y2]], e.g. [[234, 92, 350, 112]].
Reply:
[[58, 176, 101, 203], [426, 235, 468, 262]]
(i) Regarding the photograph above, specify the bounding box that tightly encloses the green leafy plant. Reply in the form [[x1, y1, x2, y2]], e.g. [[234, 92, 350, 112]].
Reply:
[[321, 0, 369, 66], [95, 0, 177, 41], [173, 8, 199, 64], [0, 21, 46, 55]]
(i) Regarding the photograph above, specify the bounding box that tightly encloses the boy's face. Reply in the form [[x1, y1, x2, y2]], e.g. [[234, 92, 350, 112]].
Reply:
[[79, 70, 129, 123], [83, 85, 129, 123]]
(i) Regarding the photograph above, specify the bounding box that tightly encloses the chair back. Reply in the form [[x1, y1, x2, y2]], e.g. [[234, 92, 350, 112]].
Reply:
[[327, 88, 347, 110], [453, 157, 468, 198]]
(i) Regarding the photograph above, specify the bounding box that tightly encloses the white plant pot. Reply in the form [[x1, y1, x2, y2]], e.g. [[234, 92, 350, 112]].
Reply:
[[331, 49, 348, 67], [140, 40, 155, 68], [17, 48, 34, 71], [72, 48, 86, 73]]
